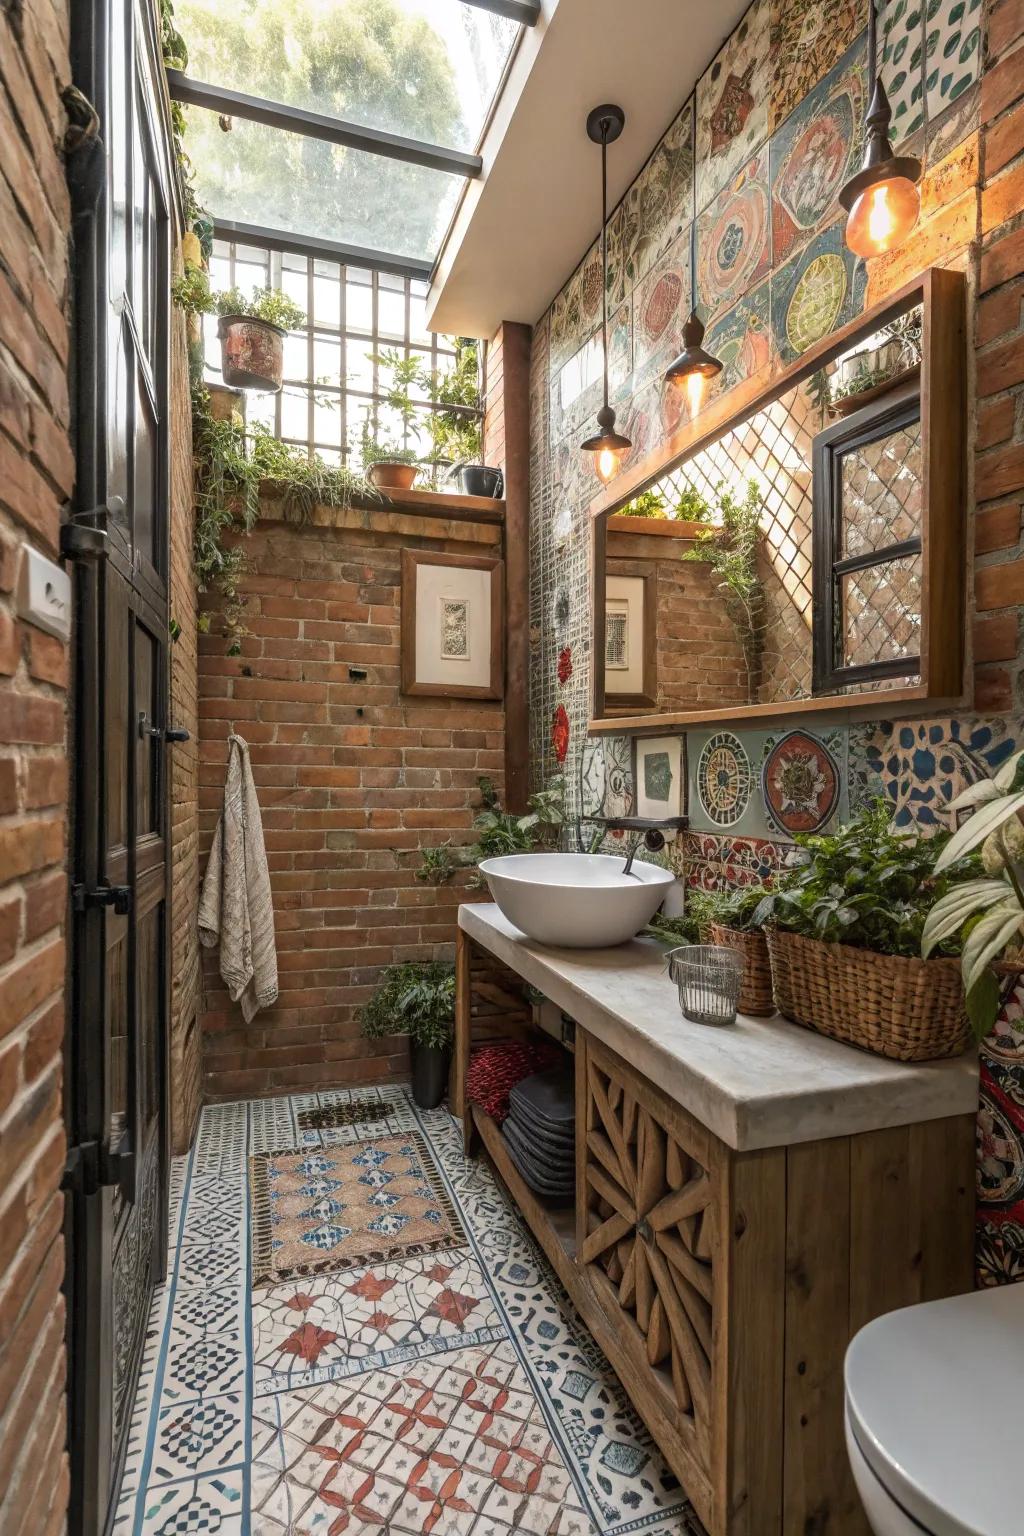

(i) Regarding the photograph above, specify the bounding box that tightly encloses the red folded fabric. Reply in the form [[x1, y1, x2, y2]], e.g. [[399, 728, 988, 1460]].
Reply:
[[466, 1039, 565, 1124]]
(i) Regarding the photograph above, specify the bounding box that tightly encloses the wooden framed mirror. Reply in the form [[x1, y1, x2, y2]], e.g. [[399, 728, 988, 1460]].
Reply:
[[589, 268, 965, 734]]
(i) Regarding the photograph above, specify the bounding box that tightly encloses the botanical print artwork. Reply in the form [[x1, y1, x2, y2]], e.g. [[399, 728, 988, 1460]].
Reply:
[[695, 0, 770, 211], [645, 751, 674, 804], [703, 277, 773, 395], [696, 732, 752, 828], [440, 595, 470, 660], [878, 0, 925, 145], [768, 0, 865, 131], [696, 145, 771, 321], [249, 1132, 466, 1286], [925, 0, 982, 122], [605, 606, 629, 671], [770, 38, 867, 265], [760, 729, 840, 834], [769, 220, 867, 363], [635, 735, 683, 820], [848, 716, 1022, 830]]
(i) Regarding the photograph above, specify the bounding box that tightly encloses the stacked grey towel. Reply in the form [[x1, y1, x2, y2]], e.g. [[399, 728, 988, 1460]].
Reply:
[[500, 1068, 575, 1202]]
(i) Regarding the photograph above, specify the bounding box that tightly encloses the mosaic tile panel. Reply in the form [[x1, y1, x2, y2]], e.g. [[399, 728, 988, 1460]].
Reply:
[[769, 219, 867, 363], [696, 144, 772, 322], [696, 0, 770, 211], [848, 715, 1023, 830], [769, 36, 867, 266], [610, 97, 696, 296], [768, 0, 865, 131], [630, 226, 693, 389], [702, 276, 774, 396]]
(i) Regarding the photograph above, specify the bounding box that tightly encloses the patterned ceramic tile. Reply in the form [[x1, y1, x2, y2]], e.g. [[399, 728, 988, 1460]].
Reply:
[[770, 36, 868, 265], [696, 144, 771, 322], [679, 830, 795, 888], [848, 715, 1023, 830], [550, 305, 632, 450], [768, 0, 866, 131], [702, 277, 773, 396], [251, 1249, 504, 1394], [630, 226, 693, 389], [770, 220, 867, 363], [609, 98, 695, 295], [150, 1395, 246, 1483], [695, 0, 770, 211], [878, 0, 925, 145], [131, 1473, 244, 1535], [760, 728, 844, 835], [549, 241, 605, 375], [978, 985, 1024, 1286], [161, 1284, 246, 1403], [924, 0, 982, 121]]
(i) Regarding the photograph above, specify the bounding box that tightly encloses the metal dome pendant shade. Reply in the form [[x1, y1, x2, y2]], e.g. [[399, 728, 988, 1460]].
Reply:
[[580, 104, 631, 486]]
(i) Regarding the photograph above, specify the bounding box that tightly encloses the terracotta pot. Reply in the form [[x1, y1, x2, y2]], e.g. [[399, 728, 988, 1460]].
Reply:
[[367, 460, 418, 492], [217, 314, 286, 392]]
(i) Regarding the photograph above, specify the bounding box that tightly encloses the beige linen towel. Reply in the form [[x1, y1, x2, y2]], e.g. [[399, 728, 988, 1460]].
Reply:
[[198, 733, 278, 1023]]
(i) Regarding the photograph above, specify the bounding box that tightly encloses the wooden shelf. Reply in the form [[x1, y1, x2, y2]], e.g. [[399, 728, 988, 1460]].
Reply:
[[470, 1103, 577, 1288], [363, 485, 505, 524]]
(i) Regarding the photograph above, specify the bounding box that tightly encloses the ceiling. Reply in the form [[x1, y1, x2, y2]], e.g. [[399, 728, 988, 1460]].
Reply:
[[426, 0, 752, 339]]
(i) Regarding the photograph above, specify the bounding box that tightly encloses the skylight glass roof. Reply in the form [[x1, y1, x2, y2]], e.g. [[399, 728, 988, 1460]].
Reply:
[[176, 0, 520, 153]]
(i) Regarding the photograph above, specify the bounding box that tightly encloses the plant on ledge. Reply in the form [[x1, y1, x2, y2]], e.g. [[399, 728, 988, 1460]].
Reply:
[[684, 479, 765, 699], [359, 961, 456, 1108], [468, 776, 565, 875]]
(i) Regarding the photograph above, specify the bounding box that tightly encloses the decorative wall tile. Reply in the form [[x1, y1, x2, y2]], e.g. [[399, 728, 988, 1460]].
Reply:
[[630, 226, 692, 388], [769, 220, 867, 362], [925, 0, 982, 122], [760, 728, 843, 834], [703, 277, 774, 395], [549, 303, 631, 450], [610, 98, 696, 293], [696, 145, 771, 321], [691, 731, 755, 830], [696, 0, 770, 211], [878, 0, 925, 145], [770, 37, 867, 265], [848, 715, 1022, 829], [768, 0, 865, 131], [679, 830, 794, 887], [549, 240, 603, 374]]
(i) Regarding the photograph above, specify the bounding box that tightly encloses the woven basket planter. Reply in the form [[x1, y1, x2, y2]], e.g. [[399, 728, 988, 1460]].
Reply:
[[765, 928, 971, 1062], [708, 923, 774, 1016]]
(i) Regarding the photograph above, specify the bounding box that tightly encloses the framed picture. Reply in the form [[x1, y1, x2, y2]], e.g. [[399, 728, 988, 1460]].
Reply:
[[604, 570, 656, 709], [633, 735, 684, 824], [401, 549, 504, 699]]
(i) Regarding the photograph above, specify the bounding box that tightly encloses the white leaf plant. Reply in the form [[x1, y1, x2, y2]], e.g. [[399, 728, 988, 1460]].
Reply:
[[922, 748, 1024, 1037]]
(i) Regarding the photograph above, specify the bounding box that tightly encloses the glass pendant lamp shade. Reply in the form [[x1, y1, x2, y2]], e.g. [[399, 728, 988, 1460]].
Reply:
[[838, 2, 921, 258], [580, 104, 631, 484]]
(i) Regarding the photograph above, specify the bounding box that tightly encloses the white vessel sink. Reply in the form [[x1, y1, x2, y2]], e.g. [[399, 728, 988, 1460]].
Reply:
[[478, 852, 674, 948]]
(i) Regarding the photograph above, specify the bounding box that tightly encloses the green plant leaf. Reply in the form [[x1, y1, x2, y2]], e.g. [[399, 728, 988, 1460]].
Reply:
[[921, 878, 1010, 956], [934, 792, 1024, 872], [995, 749, 1024, 793], [947, 779, 1001, 812], [966, 969, 1002, 1041], [961, 899, 1024, 996]]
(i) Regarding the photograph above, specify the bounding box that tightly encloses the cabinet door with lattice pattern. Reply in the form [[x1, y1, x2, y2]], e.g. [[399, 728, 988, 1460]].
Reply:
[[577, 1034, 727, 1522]]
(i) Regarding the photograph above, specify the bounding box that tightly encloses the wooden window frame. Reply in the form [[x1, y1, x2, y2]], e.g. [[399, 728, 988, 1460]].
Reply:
[[587, 267, 966, 735]]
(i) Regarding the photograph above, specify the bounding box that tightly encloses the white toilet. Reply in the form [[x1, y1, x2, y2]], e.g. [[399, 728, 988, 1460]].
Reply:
[[844, 1282, 1024, 1535]]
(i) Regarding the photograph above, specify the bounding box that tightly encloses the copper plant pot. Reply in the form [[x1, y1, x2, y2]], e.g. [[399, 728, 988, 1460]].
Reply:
[[217, 314, 286, 392], [367, 461, 418, 492]]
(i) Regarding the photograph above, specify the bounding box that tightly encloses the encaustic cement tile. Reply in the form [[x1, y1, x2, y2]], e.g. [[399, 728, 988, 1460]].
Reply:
[[768, 0, 865, 132], [769, 219, 867, 364], [696, 144, 771, 323], [695, 0, 770, 212], [924, 0, 982, 122]]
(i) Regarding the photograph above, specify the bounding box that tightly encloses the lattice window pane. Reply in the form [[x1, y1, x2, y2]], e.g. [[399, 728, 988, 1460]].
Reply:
[[841, 420, 923, 558], [841, 552, 922, 668]]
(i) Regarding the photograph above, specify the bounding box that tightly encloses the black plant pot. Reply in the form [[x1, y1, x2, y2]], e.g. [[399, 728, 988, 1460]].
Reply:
[[411, 1042, 449, 1109], [455, 463, 503, 498]]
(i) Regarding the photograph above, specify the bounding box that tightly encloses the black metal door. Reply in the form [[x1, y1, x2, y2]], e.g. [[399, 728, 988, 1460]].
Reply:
[[65, 1, 173, 1531]]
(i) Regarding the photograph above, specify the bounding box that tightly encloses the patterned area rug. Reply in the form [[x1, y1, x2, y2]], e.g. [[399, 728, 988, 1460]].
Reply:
[[250, 1129, 466, 1286], [114, 1086, 705, 1536]]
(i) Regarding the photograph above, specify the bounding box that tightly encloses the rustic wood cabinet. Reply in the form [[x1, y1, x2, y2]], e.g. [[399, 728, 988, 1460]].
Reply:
[[455, 907, 979, 1536]]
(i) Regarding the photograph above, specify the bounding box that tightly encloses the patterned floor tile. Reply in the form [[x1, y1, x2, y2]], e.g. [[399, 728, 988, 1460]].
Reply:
[[151, 1395, 245, 1483], [252, 1247, 504, 1394], [132, 1473, 244, 1534]]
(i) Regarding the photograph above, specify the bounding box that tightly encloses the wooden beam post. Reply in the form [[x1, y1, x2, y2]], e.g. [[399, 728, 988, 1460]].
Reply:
[[496, 321, 532, 811]]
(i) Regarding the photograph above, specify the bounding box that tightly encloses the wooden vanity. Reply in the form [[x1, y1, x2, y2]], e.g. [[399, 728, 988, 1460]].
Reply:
[[454, 904, 979, 1536]]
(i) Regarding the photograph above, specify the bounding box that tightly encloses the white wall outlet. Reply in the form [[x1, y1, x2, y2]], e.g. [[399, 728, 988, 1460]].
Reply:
[[17, 545, 72, 643]]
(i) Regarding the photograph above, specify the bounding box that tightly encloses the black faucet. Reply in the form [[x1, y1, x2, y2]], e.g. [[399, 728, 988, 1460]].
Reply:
[[583, 816, 683, 877]]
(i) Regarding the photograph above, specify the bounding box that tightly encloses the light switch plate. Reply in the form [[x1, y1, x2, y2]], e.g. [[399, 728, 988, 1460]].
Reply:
[[17, 545, 72, 642]]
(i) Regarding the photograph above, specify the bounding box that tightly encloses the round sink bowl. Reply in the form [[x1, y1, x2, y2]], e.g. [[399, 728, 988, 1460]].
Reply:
[[478, 852, 675, 948]]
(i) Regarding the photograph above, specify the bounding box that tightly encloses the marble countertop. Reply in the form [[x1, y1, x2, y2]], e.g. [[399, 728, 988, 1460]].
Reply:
[[459, 903, 980, 1152]]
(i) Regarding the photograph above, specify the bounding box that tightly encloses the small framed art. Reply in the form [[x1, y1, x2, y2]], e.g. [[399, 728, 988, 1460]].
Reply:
[[604, 570, 656, 710], [633, 734, 684, 822], [401, 549, 504, 699]]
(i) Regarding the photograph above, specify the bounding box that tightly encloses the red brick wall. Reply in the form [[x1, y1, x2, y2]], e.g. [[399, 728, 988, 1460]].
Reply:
[[0, 0, 72, 1531], [197, 502, 505, 1100]]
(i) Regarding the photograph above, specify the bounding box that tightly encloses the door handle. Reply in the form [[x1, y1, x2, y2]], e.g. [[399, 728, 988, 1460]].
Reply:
[[73, 882, 132, 915]]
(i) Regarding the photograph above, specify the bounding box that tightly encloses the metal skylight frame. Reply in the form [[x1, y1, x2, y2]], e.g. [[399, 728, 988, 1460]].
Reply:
[[167, 0, 539, 275]]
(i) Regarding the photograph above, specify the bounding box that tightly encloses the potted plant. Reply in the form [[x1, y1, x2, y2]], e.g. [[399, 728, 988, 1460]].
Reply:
[[214, 285, 306, 393], [359, 961, 455, 1109], [373, 342, 501, 495], [828, 310, 923, 416], [357, 419, 420, 492], [752, 804, 980, 1061], [703, 884, 775, 1016], [922, 749, 1024, 1039]]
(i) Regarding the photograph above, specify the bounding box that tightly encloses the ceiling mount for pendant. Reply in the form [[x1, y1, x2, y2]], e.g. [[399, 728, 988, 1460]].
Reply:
[[586, 103, 625, 147], [580, 103, 631, 487]]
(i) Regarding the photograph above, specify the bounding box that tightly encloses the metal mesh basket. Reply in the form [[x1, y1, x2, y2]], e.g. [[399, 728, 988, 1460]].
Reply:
[[666, 945, 744, 1027]]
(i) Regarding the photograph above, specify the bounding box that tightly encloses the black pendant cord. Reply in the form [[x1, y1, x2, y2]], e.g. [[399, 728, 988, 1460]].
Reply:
[[867, 0, 877, 100], [600, 121, 609, 413]]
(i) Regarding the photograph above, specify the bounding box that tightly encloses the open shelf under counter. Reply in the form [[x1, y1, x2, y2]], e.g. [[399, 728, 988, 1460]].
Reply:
[[469, 1102, 577, 1293]]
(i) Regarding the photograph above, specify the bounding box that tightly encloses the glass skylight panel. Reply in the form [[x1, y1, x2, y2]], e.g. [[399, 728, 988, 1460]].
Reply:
[[184, 104, 463, 262], [176, 0, 520, 152]]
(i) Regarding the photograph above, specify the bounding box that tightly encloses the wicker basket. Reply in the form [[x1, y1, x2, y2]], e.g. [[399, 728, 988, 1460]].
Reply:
[[708, 923, 774, 1016], [765, 928, 971, 1061]]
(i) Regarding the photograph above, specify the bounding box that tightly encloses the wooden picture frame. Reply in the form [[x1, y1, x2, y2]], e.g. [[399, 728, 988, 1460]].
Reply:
[[588, 267, 966, 734], [400, 548, 504, 700], [603, 568, 657, 711]]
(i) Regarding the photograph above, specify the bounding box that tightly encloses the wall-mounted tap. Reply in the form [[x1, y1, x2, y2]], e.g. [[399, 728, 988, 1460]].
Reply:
[[582, 815, 686, 877], [622, 827, 666, 877]]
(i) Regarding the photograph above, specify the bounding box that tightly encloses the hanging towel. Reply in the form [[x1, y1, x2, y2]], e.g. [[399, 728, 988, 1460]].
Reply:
[[199, 733, 278, 1023]]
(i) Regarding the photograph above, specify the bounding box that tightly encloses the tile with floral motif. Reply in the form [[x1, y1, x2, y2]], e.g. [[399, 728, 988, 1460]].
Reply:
[[768, 0, 864, 131], [696, 145, 771, 322], [696, 0, 770, 211]]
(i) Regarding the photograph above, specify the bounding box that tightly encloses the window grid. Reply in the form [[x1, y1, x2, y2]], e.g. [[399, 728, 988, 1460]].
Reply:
[[205, 237, 476, 466]]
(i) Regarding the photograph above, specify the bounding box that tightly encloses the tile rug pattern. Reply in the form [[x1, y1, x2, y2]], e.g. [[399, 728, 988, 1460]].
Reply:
[[115, 1085, 704, 1534]]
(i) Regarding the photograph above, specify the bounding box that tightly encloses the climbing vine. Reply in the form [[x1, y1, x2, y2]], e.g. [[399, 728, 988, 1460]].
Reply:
[[685, 480, 766, 699]]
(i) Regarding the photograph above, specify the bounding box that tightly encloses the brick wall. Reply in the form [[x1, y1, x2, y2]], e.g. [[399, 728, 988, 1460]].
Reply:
[[168, 302, 201, 1153], [482, 327, 505, 471], [197, 501, 505, 1100], [0, 0, 72, 1531]]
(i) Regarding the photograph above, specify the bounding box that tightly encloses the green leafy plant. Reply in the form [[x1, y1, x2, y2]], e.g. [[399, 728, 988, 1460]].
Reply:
[[923, 750, 1024, 1038], [172, 265, 215, 318], [674, 486, 713, 523], [685, 479, 765, 698], [468, 777, 565, 871], [369, 343, 482, 483], [619, 489, 668, 519], [752, 803, 981, 960], [416, 842, 456, 885], [214, 285, 306, 330], [358, 961, 456, 1051], [358, 418, 419, 469], [643, 884, 769, 945]]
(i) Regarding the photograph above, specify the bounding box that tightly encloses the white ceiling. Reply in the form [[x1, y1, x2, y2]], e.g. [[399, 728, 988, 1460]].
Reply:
[[426, 0, 752, 340]]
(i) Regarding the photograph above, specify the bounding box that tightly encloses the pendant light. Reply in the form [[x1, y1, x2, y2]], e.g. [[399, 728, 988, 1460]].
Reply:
[[838, 0, 921, 258], [664, 220, 721, 415], [581, 104, 631, 486]]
